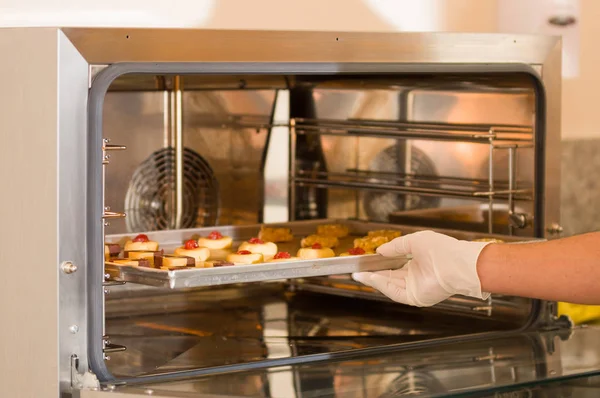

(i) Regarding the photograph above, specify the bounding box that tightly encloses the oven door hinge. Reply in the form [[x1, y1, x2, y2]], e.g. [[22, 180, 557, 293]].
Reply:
[[71, 355, 100, 390]]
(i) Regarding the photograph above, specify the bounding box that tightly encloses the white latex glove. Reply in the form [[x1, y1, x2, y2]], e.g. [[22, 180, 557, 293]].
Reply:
[[352, 231, 492, 307]]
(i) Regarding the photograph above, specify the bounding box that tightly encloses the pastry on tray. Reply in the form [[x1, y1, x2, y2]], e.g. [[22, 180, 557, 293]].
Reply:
[[126, 250, 163, 266], [316, 223, 350, 238], [203, 260, 235, 268], [353, 236, 389, 252], [109, 258, 151, 267], [268, 252, 300, 262], [258, 226, 294, 243], [226, 250, 264, 265], [197, 231, 233, 250], [155, 254, 195, 270], [237, 238, 278, 260], [104, 243, 121, 261], [174, 239, 211, 265], [124, 234, 159, 252], [339, 247, 372, 256], [297, 243, 335, 260], [366, 229, 402, 240], [300, 234, 339, 248]]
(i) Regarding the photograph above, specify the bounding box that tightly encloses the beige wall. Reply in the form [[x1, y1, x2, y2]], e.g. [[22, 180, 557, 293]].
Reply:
[[562, 0, 598, 140], [0, 0, 595, 140], [199, 0, 499, 32]]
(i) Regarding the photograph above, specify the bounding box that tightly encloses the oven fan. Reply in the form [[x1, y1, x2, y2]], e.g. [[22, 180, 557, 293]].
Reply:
[[378, 370, 446, 397], [125, 147, 219, 232], [363, 145, 441, 222]]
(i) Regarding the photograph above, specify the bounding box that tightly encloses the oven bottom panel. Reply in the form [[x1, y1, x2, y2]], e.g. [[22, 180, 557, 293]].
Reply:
[[97, 327, 600, 398], [104, 282, 520, 379]]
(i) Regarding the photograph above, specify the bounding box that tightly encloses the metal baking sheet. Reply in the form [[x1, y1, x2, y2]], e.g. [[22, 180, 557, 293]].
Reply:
[[105, 219, 529, 289], [106, 255, 405, 289]]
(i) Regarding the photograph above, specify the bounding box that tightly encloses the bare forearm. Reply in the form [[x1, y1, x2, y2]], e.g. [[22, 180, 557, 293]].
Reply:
[[477, 232, 600, 304]]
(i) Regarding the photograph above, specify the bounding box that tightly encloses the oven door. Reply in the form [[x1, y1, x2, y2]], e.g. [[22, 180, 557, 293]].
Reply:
[[78, 327, 600, 398]]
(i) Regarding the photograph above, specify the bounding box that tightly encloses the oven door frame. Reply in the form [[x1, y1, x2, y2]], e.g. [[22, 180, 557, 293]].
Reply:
[[87, 61, 552, 384]]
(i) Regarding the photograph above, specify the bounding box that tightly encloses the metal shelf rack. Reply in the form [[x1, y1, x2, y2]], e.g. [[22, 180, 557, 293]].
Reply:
[[289, 118, 535, 235]]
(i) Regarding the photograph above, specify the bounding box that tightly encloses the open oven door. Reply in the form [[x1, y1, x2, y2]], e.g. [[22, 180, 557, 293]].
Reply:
[[76, 326, 600, 398]]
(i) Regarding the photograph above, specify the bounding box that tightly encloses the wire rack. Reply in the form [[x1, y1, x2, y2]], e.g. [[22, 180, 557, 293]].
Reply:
[[290, 118, 535, 235]]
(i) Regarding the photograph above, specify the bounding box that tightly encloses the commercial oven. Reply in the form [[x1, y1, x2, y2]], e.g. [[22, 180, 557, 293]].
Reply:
[[1, 28, 585, 398]]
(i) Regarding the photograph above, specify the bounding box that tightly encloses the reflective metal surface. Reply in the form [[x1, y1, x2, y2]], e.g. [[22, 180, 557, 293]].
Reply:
[[83, 27, 560, 237], [63, 29, 559, 65], [57, 30, 97, 393], [93, 326, 600, 397], [103, 283, 520, 380], [307, 84, 537, 236], [104, 89, 276, 234], [104, 76, 540, 237]]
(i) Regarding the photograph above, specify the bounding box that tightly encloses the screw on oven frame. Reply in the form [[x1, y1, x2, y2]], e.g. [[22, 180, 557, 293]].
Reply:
[[546, 222, 564, 235], [69, 325, 79, 334], [60, 261, 78, 274]]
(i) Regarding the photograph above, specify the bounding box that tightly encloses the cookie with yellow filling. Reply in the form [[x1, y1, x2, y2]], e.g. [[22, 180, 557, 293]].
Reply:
[[297, 243, 335, 260], [197, 231, 233, 250], [155, 254, 195, 269], [316, 223, 350, 238], [226, 250, 264, 265], [367, 229, 402, 240], [258, 226, 294, 243], [124, 234, 159, 252], [174, 239, 211, 265], [300, 234, 339, 248], [353, 236, 389, 252], [126, 250, 162, 266], [109, 258, 151, 267], [237, 238, 278, 260]]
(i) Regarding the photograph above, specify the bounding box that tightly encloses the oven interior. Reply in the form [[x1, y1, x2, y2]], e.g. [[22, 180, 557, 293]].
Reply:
[[99, 71, 543, 381]]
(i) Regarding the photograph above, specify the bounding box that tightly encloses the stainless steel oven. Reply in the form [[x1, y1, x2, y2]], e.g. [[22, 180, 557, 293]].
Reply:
[[2, 28, 579, 398]]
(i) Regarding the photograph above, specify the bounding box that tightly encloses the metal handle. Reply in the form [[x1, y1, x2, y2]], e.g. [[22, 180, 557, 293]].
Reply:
[[103, 343, 127, 354], [508, 213, 529, 229], [102, 138, 127, 151], [102, 211, 126, 219], [103, 144, 127, 151]]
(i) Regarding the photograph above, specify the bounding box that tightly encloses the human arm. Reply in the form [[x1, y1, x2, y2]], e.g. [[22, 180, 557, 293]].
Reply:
[[352, 231, 600, 307], [478, 232, 600, 305]]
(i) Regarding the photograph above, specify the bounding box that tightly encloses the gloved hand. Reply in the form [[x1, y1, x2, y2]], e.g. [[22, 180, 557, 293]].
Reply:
[[352, 231, 492, 307]]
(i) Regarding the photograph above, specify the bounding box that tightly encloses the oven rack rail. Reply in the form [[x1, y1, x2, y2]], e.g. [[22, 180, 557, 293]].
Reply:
[[292, 117, 534, 144], [294, 169, 533, 202], [176, 114, 534, 146], [289, 118, 533, 235]]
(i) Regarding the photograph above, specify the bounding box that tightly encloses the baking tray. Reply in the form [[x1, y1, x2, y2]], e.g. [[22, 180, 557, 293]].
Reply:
[[105, 219, 409, 289], [104, 219, 526, 289]]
